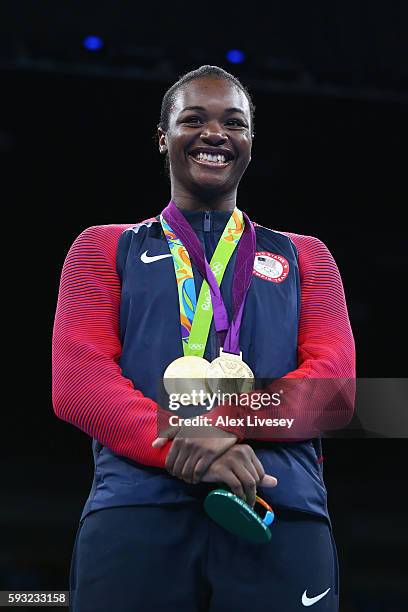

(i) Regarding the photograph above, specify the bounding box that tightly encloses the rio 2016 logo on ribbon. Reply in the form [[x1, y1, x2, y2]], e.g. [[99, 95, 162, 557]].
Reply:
[[201, 289, 212, 311], [211, 262, 224, 276], [253, 252, 290, 283]]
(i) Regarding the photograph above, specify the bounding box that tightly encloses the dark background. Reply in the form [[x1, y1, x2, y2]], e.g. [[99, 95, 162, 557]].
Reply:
[[1, 1, 407, 610]]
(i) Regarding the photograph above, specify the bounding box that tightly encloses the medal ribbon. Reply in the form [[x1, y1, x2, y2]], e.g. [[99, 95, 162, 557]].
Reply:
[[160, 205, 242, 357], [160, 200, 256, 356]]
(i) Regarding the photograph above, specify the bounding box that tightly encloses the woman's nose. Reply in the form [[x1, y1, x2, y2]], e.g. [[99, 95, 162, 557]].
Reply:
[[200, 122, 228, 145]]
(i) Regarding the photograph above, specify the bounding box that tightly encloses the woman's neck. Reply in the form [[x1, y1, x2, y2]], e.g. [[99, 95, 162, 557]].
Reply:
[[171, 188, 237, 212]]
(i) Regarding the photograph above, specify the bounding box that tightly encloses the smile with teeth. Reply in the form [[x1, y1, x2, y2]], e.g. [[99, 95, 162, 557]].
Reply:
[[190, 152, 231, 166]]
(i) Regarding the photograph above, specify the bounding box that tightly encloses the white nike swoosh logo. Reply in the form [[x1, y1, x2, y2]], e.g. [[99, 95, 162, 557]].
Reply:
[[140, 250, 172, 263], [302, 588, 331, 607]]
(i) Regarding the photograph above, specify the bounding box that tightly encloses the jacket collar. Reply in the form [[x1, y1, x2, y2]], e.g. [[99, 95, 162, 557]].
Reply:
[[177, 207, 233, 232]]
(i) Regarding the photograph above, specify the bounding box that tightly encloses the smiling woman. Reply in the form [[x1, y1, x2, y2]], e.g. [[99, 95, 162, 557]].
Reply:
[[156, 65, 254, 204], [53, 64, 355, 611]]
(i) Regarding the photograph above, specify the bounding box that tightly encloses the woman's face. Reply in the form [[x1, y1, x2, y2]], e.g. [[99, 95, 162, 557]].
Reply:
[[159, 76, 253, 195]]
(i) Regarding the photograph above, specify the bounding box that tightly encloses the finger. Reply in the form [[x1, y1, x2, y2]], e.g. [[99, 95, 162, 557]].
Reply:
[[221, 471, 245, 501], [164, 438, 183, 474], [250, 455, 266, 481], [168, 438, 198, 479], [180, 453, 201, 484], [232, 466, 257, 507], [192, 456, 211, 484], [191, 453, 217, 485], [259, 474, 278, 487], [241, 458, 262, 487], [171, 443, 192, 480]]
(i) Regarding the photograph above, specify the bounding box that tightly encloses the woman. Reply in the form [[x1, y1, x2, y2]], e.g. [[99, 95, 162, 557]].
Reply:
[[52, 65, 355, 611]]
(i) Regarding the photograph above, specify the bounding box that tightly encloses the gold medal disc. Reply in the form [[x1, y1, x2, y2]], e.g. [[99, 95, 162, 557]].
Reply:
[[163, 355, 211, 401], [206, 350, 255, 395]]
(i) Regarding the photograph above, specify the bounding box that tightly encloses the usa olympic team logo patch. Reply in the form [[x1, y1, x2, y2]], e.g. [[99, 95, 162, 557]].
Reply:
[[253, 252, 289, 283]]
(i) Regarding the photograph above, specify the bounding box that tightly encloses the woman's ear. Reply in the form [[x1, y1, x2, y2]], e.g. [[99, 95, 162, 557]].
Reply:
[[157, 128, 167, 154]]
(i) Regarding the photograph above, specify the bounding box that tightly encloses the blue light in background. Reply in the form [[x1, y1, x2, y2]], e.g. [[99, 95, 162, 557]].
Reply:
[[226, 49, 245, 64], [83, 35, 104, 52]]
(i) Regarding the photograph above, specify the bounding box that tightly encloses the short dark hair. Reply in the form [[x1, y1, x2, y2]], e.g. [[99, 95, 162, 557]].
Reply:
[[156, 65, 255, 176], [157, 64, 256, 137]]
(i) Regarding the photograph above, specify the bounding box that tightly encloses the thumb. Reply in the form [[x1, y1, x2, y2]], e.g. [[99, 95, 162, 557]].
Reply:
[[259, 474, 278, 488], [151, 437, 170, 448], [151, 424, 180, 448]]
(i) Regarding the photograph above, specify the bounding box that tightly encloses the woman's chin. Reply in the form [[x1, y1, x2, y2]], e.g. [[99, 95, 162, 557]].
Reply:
[[190, 173, 230, 193]]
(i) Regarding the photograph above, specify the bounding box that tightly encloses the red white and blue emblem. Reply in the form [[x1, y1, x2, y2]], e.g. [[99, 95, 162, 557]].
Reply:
[[253, 251, 290, 283]]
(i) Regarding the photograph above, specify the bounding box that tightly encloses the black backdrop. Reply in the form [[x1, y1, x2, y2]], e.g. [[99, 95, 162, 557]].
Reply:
[[2, 2, 408, 610]]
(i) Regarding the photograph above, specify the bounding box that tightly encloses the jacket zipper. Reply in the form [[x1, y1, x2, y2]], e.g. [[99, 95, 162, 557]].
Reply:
[[204, 211, 211, 232], [202, 210, 218, 358]]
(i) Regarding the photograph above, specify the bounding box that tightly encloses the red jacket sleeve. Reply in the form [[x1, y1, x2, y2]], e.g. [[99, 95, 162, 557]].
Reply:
[[283, 233, 355, 379], [52, 225, 172, 467], [212, 233, 356, 440]]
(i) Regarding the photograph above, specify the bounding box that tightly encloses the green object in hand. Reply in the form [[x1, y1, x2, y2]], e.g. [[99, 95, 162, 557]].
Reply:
[[204, 488, 275, 544]]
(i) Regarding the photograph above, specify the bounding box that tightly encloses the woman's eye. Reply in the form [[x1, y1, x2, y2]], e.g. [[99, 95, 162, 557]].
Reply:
[[226, 119, 245, 127], [184, 116, 202, 124], [181, 116, 246, 127]]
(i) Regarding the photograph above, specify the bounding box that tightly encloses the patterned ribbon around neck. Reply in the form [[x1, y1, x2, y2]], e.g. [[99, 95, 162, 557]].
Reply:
[[160, 206, 244, 357]]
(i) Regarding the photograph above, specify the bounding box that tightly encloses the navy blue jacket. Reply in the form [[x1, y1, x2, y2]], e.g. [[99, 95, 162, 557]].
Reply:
[[86, 209, 330, 523]]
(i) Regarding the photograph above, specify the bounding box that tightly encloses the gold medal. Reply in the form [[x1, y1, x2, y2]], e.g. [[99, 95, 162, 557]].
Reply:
[[206, 348, 255, 395], [163, 355, 211, 401]]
